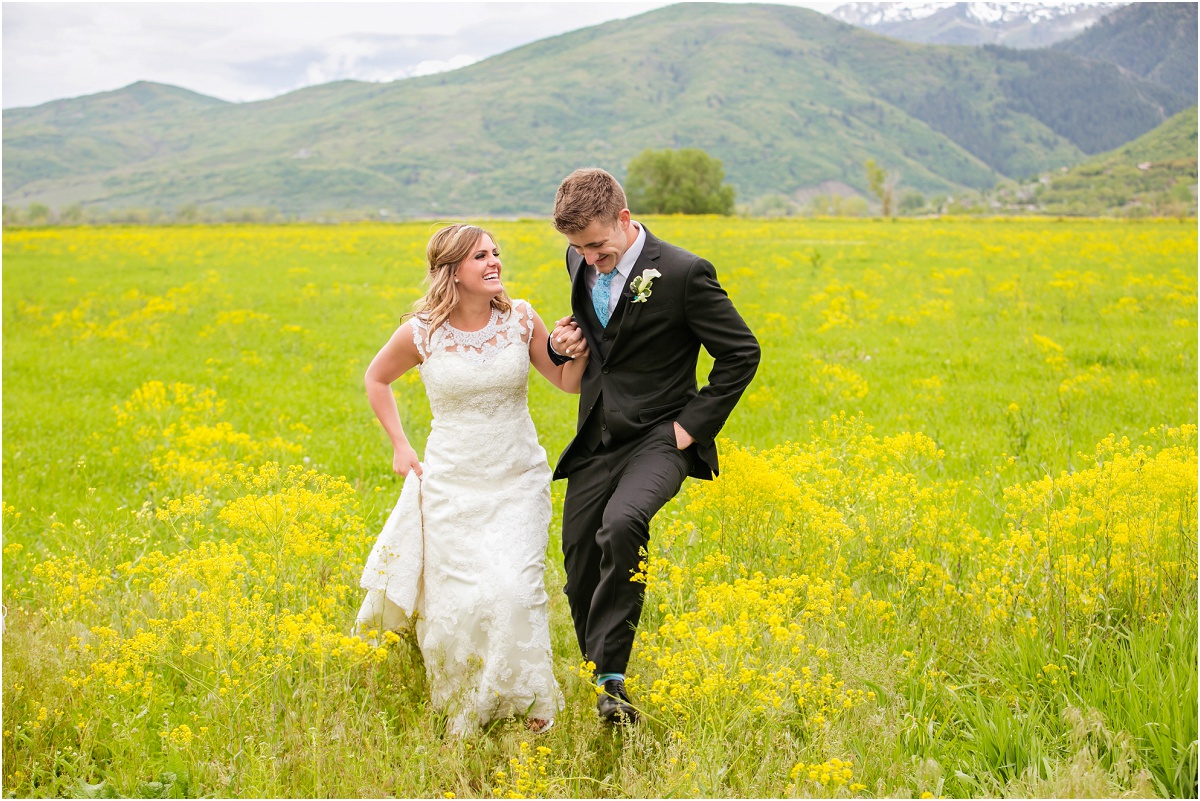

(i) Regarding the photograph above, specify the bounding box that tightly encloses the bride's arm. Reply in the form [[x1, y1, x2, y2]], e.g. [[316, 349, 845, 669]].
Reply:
[[364, 321, 424, 476], [528, 308, 588, 393]]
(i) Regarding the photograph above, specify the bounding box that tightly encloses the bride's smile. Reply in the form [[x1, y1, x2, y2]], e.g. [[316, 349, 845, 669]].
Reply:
[[455, 234, 505, 297]]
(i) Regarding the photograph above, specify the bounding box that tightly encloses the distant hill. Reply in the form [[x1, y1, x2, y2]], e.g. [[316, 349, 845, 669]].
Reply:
[[2, 2, 1191, 217], [4, 82, 229, 187], [994, 105, 1198, 216], [1053, 2, 1198, 99], [831, 2, 1126, 48]]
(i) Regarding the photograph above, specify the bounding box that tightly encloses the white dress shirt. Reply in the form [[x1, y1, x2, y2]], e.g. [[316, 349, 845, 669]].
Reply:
[[586, 221, 646, 319]]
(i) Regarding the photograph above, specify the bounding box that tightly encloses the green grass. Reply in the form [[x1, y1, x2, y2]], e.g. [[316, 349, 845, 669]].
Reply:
[[2, 217, 1195, 797]]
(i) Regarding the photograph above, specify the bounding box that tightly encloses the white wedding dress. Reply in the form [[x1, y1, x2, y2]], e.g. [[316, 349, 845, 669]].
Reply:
[[356, 300, 563, 735]]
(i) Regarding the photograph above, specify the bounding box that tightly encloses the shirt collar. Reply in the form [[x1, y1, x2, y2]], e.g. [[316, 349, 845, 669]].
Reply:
[[612, 220, 646, 279]]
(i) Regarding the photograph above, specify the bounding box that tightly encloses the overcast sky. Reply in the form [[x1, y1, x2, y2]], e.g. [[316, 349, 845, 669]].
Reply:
[[3, 1, 847, 109]]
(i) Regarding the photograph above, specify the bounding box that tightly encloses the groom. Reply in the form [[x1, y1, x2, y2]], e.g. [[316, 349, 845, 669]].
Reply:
[[546, 168, 760, 723]]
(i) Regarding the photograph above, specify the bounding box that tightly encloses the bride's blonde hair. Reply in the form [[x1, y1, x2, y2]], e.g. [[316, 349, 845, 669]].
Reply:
[[409, 223, 512, 333]]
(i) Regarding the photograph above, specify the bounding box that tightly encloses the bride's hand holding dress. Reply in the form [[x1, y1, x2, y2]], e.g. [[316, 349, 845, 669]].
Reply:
[[363, 318, 425, 477]]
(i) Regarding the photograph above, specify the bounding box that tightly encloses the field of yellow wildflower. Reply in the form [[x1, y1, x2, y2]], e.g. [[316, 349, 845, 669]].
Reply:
[[3, 218, 1196, 798]]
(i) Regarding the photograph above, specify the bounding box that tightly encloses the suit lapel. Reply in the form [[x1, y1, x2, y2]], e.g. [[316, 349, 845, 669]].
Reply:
[[569, 252, 605, 364], [606, 227, 661, 356]]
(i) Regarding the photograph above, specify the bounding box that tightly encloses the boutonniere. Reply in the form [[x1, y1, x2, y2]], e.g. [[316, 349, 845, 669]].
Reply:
[[629, 269, 662, 303]]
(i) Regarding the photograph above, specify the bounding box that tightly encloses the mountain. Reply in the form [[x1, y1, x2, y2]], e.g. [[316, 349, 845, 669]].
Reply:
[[1053, 2, 1198, 99], [1105, 104, 1199, 164], [831, 2, 1126, 48], [994, 105, 1198, 216], [2, 2, 1191, 217], [4, 82, 229, 187]]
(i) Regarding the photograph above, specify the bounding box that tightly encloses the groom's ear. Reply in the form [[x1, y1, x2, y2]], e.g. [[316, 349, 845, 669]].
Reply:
[[617, 208, 631, 227]]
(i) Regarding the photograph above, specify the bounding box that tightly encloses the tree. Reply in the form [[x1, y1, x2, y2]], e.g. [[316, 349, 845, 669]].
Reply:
[[26, 202, 51, 225], [747, 193, 799, 218], [60, 203, 85, 225], [897, 190, 927, 215], [806, 194, 869, 217], [625, 148, 735, 215], [176, 203, 199, 223], [864, 159, 899, 217]]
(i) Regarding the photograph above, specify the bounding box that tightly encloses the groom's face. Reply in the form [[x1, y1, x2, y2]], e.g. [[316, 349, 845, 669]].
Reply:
[[566, 210, 633, 275]]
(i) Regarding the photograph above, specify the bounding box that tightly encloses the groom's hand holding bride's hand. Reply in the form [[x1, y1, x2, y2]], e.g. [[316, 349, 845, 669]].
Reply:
[[551, 317, 586, 358], [393, 442, 423, 478]]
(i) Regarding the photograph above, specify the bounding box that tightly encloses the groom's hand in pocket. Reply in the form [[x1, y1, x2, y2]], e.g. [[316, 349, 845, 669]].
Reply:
[[673, 422, 694, 450]]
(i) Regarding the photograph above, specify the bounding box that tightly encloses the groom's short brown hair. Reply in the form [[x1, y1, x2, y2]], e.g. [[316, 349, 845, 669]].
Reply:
[[553, 168, 627, 234]]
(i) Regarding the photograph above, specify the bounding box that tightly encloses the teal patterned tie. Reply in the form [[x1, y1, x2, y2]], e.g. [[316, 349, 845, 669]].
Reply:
[[593, 270, 615, 327]]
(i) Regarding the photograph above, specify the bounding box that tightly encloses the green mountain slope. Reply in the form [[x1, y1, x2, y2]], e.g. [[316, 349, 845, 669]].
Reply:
[[3, 3, 1191, 216], [4, 82, 229, 187], [1109, 104, 1199, 163], [996, 105, 1197, 216], [1053, 2, 1198, 99]]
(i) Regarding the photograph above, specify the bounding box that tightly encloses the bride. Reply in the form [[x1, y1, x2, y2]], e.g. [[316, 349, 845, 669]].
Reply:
[[355, 223, 587, 736]]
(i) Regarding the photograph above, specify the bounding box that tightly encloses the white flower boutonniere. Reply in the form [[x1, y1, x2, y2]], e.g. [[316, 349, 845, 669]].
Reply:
[[629, 269, 662, 303]]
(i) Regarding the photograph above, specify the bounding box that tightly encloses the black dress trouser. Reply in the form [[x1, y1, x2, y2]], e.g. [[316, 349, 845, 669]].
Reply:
[[560, 420, 692, 675]]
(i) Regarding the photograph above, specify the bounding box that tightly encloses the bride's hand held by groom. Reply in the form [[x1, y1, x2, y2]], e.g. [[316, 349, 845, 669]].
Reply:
[[530, 313, 588, 394], [550, 316, 585, 358]]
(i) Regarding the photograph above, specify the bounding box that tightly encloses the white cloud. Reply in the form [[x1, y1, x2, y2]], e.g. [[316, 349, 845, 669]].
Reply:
[[1, 1, 870, 109], [291, 34, 479, 89], [299, 35, 391, 87], [410, 55, 480, 79]]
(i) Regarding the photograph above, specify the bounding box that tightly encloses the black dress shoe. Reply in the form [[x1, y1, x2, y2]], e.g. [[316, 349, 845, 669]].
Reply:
[[596, 678, 639, 724]]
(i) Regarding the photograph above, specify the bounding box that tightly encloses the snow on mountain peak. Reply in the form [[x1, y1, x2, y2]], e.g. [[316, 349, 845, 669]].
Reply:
[[833, 2, 1125, 29], [832, 2, 954, 26]]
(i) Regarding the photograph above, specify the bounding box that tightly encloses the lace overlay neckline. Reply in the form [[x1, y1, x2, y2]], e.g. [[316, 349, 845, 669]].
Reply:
[[412, 301, 534, 368], [442, 307, 501, 348]]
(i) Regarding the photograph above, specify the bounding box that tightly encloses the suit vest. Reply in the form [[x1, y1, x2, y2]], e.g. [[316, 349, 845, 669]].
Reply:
[[577, 283, 628, 450]]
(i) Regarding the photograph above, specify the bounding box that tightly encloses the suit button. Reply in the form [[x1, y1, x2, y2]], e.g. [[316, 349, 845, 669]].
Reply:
[[601, 423, 607, 430], [602, 367, 610, 374], [602, 334, 610, 341]]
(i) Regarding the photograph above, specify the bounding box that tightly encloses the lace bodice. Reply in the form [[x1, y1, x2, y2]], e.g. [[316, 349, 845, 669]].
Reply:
[[411, 300, 536, 427]]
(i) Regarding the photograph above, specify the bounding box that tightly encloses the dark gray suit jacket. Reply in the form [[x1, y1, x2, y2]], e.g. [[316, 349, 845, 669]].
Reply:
[[554, 225, 760, 480]]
